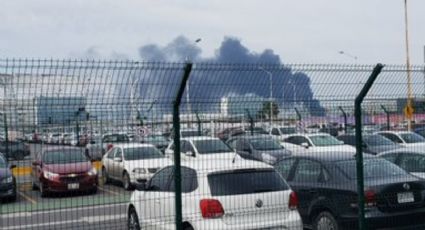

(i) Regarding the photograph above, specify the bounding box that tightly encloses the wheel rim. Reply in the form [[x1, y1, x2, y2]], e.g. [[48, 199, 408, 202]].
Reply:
[[128, 210, 140, 230], [317, 215, 336, 230]]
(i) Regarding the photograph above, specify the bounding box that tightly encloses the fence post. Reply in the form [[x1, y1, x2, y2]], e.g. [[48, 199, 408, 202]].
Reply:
[[245, 109, 254, 135], [195, 111, 202, 136], [294, 108, 302, 122], [380, 105, 391, 130], [173, 63, 193, 230], [355, 63, 384, 230], [338, 106, 348, 133], [3, 114, 9, 158]]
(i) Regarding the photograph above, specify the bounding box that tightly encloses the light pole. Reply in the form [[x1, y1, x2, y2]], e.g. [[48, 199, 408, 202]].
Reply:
[[259, 67, 273, 126], [338, 50, 358, 62], [185, 38, 202, 124], [403, 0, 414, 131]]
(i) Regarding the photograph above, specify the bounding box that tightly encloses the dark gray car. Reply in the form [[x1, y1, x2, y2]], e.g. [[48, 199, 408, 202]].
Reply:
[[0, 153, 17, 202], [227, 135, 291, 164], [337, 134, 402, 155]]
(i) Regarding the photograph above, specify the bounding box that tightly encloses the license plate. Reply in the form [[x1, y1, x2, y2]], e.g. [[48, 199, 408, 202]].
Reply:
[[397, 192, 414, 203], [68, 183, 79, 190]]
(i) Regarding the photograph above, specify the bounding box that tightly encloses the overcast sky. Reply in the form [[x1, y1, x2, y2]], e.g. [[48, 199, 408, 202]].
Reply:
[[1, 0, 425, 64]]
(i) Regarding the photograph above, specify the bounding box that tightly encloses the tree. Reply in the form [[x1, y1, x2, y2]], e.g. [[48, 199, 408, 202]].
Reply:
[[257, 101, 279, 119]]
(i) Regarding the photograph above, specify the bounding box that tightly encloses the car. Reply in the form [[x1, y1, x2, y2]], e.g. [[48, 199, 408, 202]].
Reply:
[[164, 136, 237, 161], [216, 126, 245, 141], [85, 133, 130, 160], [101, 143, 171, 190], [48, 133, 62, 144], [274, 152, 425, 229], [376, 131, 425, 147], [282, 133, 356, 153], [379, 147, 425, 179], [226, 135, 291, 164], [127, 159, 303, 230], [31, 147, 98, 197], [337, 134, 403, 155], [269, 125, 297, 140], [0, 153, 17, 202], [414, 127, 425, 138], [0, 139, 31, 160], [135, 134, 170, 153]]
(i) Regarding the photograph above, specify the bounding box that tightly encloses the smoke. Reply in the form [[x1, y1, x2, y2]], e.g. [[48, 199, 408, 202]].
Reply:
[[138, 36, 325, 116]]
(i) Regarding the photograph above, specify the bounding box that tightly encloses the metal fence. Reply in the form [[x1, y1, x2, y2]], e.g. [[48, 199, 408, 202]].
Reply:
[[1, 59, 425, 229]]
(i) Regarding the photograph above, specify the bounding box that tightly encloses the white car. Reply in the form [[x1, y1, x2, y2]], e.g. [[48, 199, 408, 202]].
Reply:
[[282, 133, 356, 153], [164, 136, 237, 161], [127, 159, 303, 230], [101, 143, 171, 190], [269, 126, 297, 141], [375, 131, 425, 148]]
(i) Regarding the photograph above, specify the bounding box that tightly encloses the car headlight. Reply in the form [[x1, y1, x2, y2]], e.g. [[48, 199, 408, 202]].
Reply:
[[132, 168, 147, 174], [1, 176, 13, 184], [87, 168, 97, 176], [43, 171, 59, 180], [261, 153, 277, 164]]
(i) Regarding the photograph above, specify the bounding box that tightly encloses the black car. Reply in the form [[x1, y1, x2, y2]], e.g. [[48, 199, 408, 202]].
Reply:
[[274, 152, 425, 229], [0, 139, 31, 160], [337, 134, 402, 155], [0, 153, 17, 202]]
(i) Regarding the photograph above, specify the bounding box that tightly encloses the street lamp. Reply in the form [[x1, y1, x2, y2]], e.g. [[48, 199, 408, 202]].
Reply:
[[338, 50, 358, 62], [259, 67, 273, 126]]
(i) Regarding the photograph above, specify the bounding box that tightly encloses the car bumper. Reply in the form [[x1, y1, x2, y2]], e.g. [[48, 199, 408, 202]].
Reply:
[[43, 176, 98, 192], [0, 182, 16, 198]]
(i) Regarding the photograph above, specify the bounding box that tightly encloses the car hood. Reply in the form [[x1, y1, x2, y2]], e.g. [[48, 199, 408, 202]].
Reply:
[[44, 162, 93, 174], [124, 158, 172, 171], [0, 168, 12, 179]]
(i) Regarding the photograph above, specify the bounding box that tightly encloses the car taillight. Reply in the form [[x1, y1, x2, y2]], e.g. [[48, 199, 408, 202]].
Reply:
[[200, 199, 224, 218], [288, 191, 299, 210], [107, 144, 114, 151], [365, 190, 376, 207]]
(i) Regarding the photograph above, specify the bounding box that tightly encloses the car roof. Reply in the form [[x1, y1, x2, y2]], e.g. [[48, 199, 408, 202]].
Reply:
[[111, 143, 156, 148], [180, 158, 273, 172], [181, 136, 219, 141], [283, 151, 376, 163]]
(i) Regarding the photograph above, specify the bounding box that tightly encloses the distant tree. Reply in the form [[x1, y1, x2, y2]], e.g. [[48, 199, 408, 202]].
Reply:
[[257, 101, 279, 119]]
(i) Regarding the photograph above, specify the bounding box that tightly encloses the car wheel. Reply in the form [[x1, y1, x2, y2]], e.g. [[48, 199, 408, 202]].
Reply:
[[313, 211, 339, 230], [128, 207, 141, 230], [123, 172, 133, 190], [39, 183, 48, 198], [102, 167, 109, 185], [14, 151, 25, 160]]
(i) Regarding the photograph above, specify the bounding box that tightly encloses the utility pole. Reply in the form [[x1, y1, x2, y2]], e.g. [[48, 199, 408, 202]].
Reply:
[[404, 0, 414, 131]]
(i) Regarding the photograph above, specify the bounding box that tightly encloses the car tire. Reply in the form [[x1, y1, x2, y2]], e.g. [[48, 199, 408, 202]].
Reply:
[[123, 172, 133, 191], [13, 151, 25, 161], [313, 211, 339, 230], [182, 224, 194, 230], [102, 167, 109, 185], [39, 183, 48, 198], [128, 207, 141, 230]]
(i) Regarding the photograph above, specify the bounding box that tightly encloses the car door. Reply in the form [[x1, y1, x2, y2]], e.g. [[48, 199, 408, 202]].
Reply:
[[103, 148, 116, 177], [138, 166, 174, 229], [111, 148, 124, 179], [287, 159, 329, 221]]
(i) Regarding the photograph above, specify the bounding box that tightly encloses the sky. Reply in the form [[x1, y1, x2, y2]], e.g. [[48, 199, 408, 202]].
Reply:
[[1, 0, 425, 64]]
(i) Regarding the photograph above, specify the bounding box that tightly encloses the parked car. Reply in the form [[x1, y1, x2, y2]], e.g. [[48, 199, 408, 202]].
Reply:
[[216, 126, 245, 141], [31, 147, 98, 197], [274, 152, 425, 229], [127, 159, 303, 230], [269, 125, 297, 140], [226, 135, 291, 164], [63, 133, 78, 146], [48, 133, 62, 144], [0, 153, 16, 202], [102, 143, 171, 190], [376, 131, 425, 147], [85, 133, 130, 160], [164, 136, 237, 161], [0, 139, 31, 160], [337, 134, 403, 155], [282, 133, 356, 153], [379, 147, 425, 179]]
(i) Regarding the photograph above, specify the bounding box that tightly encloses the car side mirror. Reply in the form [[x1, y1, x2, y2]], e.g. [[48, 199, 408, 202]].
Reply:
[[301, 142, 309, 148], [9, 164, 16, 169], [114, 157, 122, 162]]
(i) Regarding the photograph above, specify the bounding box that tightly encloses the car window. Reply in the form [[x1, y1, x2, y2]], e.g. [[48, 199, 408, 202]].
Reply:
[[336, 158, 407, 179], [114, 148, 123, 159], [380, 153, 398, 163], [208, 169, 289, 196], [149, 166, 174, 191], [400, 133, 425, 143], [274, 158, 297, 180], [227, 139, 238, 149], [271, 128, 280, 136], [250, 138, 282, 151], [123, 147, 164, 160], [169, 167, 198, 193], [280, 127, 296, 135], [399, 153, 425, 172], [380, 133, 403, 143], [309, 135, 342, 146], [181, 141, 195, 153], [293, 159, 325, 183], [42, 149, 88, 164], [337, 136, 355, 146], [192, 139, 233, 154]]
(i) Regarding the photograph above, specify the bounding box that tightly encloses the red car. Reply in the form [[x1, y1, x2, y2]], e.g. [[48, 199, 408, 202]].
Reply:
[[31, 147, 98, 197]]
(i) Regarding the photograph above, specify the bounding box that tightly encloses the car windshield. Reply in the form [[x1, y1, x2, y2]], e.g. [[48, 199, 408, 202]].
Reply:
[[43, 149, 88, 164], [250, 138, 282, 151], [400, 133, 425, 143], [123, 147, 164, 160], [208, 169, 289, 196], [336, 158, 407, 180], [144, 135, 168, 143], [280, 127, 296, 135], [103, 134, 129, 143], [364, 135, 396, 146], [181, 131, 201, 137], [192, 139, 233, 154], [309, 135, 342, 146], [0, 156, 6, 168]]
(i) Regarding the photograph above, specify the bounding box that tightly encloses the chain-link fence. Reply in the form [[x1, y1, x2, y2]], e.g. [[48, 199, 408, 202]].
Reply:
[[1, 59, 425, 229]]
